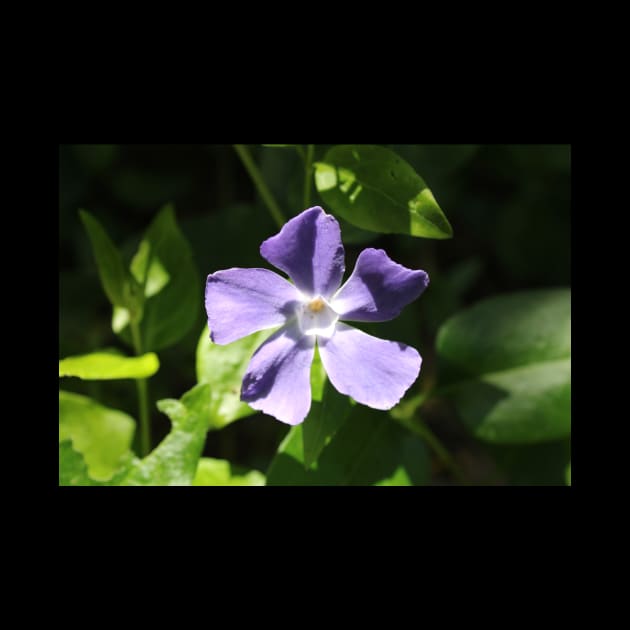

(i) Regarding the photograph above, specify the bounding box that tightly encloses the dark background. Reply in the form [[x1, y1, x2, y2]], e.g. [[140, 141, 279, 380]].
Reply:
[[59, 144, 571, 484]]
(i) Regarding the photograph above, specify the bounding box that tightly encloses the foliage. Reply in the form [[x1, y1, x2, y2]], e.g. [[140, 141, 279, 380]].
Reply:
[[59, 144, 570, 486]]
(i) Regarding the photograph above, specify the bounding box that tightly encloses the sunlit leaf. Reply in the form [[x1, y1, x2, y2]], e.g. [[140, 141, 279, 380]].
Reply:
[[196, 327, 272, 429], [59, 441, 131, 486], [59, 440, 98, 486], [310, 345, 326, 402], [66, 384, 215, 486], [59, 391, 135, 481], [59, 351, 159, 380], [121, 384, 212, 486], [130, 239, 170, 298], [314, 145, 452, 239], [193, 458, 265, 486]]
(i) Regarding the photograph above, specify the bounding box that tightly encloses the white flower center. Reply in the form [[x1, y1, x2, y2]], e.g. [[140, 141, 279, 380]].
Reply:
[[296, 295, 339, 338]]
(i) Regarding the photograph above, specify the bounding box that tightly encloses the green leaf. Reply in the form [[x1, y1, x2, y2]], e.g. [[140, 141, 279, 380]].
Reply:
[[192, 458, 265, 486], [196, 327, 273, 429], [121, 384, 212, 486], [310, 345, 326, 402], [302, 379, 352, 469], [130, 239, 171, 298], [59, 391, 135, 481], [314, 145, 452, 239], [436, 289, 571, 444], [59, 351, 159, 380], [566, 462, 571, 486], [266, 407, 429, 485], [261, 144, 296, 148], [79, 210, 136, 308], [59, 441, 131, 486], [59, 440, 98, 486], [114, 204, 200, 351]]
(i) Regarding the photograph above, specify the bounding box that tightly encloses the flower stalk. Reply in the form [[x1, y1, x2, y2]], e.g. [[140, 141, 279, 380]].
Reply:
[[131, 321, 151, 457], [303, 144, 315, 208], [233, 144, 285, 228]]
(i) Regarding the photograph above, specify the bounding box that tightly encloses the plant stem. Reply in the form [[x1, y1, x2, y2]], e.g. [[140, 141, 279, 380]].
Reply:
[[395, 413, 465, 483], [233, 144, 285, 228], [131, 321, 151, 457], [416, 420, 464, 482], [303, 144, 315, 208]]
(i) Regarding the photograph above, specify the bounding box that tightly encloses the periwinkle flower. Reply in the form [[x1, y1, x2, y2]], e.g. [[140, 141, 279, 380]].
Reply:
[[205, 207, 429, 425]]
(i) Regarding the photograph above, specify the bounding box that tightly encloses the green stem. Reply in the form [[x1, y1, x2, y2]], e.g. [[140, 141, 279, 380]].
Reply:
[[233, 144, 285, 228], [417, 421, 464, 482], [131, 321, 151, 457], [303, 144, 315, 208], [395, 413, 465, 483]]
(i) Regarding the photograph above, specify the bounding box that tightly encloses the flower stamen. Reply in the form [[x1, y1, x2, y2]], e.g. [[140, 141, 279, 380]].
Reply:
[[297, 295, 338, 338], [308, 297, 325, 312]]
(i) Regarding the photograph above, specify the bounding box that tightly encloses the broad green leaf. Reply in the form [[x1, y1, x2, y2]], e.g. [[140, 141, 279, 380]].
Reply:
[[59, 351, 159, 380], [262, 144, 296, 147], [80, 210, 137, 308], [302, 379, 352, 469], [266, 407, 429, 485], [121, 384, 212, 486], [446, 359, 570, 443], [566, 462, 571, 486], [59, 441, 131, 486], [196, 327, 272, 428], [59, 391, 135, 481], [114, 204, 200, 351], [193, 458, 265, 486], [314, 145, 452, 239], [59, 440, 98, 486], [436, 289, 571, 444]]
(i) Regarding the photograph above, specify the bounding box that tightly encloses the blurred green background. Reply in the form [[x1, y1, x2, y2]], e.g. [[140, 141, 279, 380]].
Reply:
[[59, 144, 571, 484]]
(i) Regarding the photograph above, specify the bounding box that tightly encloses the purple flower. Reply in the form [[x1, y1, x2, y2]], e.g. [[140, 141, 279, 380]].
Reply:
[[205, 206, 429, 425]]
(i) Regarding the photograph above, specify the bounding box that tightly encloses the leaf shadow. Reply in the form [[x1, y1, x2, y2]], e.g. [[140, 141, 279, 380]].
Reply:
[[446, 380, 510, 435]]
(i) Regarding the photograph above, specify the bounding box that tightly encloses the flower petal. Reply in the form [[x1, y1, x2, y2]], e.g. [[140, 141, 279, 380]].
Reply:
[[318, 323, 421, 409], [205, 268, 301, 345], [332, 248, 429, 322], [260, 206, 345, 298], [241, 322, 315, 425]]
